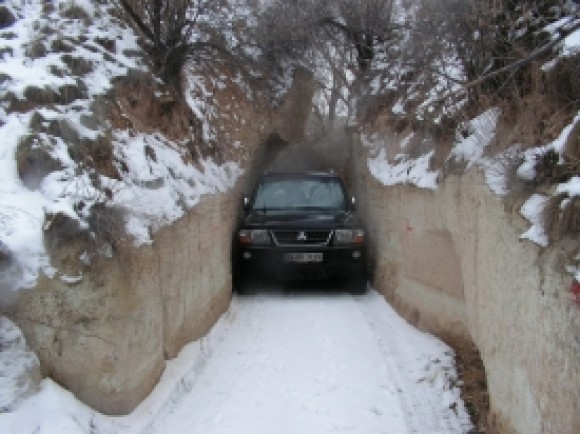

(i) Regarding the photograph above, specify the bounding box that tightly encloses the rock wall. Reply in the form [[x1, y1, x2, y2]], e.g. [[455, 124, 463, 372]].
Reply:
[[6, 192, 236, 415], [0, 64, 317, 416], [354, 153, 580, 433]]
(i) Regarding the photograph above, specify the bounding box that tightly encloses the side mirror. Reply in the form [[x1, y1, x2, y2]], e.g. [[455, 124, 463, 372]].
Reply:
[[242, 195, 250, 211], [349, 196, 357, 211]]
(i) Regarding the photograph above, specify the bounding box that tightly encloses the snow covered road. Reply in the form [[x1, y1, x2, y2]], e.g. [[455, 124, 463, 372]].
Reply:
[[140, 289, 471, 434], [0, 289, 472, 434]]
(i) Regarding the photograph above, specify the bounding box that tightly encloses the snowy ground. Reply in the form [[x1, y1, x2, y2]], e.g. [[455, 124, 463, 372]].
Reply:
[[0, 289, 472, 434]]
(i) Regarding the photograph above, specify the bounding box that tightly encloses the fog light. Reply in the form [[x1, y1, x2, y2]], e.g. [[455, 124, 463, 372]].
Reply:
[[243, 251, 252, 260], [352, 251, 361, 259]]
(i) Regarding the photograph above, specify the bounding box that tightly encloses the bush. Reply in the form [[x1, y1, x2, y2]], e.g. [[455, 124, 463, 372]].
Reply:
[[533, 148, 579, 186], [24, 40, 47, 59], [0, 46, 13, 59], [0, 6, 16, 29], [545, 53, 580, 106], [543, 194, 580, 241], [0, 72, 10, 86], [93, 37, 116, 53], [57, 81, 88, 104], [16, 134, 63, 190], [87, 203, 125, 247], [61, 3, 91, 25], [67, 132, 120, 180], [43, 211, 86, 250], [43, 210, 92, 275], [51, 38, 75, 54], [45, 118, 81, 145], [23, 85, 59, 105], [534, 149, 561, 184], [61, 54, 94, 76]]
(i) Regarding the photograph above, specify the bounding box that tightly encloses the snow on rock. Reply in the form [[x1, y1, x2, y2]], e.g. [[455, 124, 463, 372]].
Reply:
[[0, 0, 142, 101], [365, 136, 439, 190], [0, 317, 41, 412], [517, 112, 580, 181], [516, 113, 580, 252], [481, 145, 521, 196], [0, 0, 244, 287], [448, 108, 501, 169], [109, 131, 242, 245], [519, 194, 550, 247], [0, 0, 141, 291], [365, 108, 501, 192], [556, 176, 580, 198]]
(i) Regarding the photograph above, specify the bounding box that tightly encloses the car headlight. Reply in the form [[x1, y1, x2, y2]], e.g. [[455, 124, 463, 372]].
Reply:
[[335, 229, 365, 244], [239, 229, 270, 245]]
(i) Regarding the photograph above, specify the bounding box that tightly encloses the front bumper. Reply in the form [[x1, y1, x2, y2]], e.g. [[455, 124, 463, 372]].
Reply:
[[235, 245, 366, 281]]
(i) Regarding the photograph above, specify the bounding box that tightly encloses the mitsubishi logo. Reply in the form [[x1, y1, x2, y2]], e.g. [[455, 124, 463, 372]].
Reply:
[[297, 231, 308, 242]]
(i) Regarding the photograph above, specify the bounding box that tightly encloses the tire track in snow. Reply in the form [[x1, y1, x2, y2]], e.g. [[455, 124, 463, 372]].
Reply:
[[355, 294, 467, 434], [354, 296, 424, 434]]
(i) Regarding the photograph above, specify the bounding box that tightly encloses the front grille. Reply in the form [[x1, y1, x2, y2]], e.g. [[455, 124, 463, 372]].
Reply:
[[272, 230, 332, 246]]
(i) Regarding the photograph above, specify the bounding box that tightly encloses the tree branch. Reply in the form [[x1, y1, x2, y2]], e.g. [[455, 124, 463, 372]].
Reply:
[[116, 0, 156, 44], [463, 20, 580, 90]]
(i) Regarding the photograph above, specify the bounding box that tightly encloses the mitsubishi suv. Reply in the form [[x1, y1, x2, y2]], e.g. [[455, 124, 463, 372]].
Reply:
[[232, 171, 367, 294]]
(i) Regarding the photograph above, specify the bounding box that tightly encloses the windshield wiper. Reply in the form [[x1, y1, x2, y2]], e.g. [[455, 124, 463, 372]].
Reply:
[[253, 206, 344, 213], [254, 206, 287, 213], [290, 206, 342, 211]]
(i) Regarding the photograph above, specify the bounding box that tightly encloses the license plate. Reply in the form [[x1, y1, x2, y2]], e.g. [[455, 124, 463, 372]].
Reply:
[[284, 252, 323, 263]]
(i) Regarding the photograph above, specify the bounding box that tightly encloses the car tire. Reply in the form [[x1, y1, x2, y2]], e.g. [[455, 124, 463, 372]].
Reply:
[[234, 266, 257, 295], [233, 274, 249, 295], [349, 275, 368, 295]]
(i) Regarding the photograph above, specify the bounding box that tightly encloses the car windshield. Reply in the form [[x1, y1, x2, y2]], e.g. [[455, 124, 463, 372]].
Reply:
[[252, 177, 346, 212]]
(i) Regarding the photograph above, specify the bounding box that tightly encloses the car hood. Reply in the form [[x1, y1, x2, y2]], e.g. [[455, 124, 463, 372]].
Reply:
[[244, 211, 359, 228]]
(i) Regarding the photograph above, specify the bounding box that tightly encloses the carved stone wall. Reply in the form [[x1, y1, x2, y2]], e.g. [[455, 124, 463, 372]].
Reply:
[[355, 150, 580, 434], [9, 193, 235, 414]]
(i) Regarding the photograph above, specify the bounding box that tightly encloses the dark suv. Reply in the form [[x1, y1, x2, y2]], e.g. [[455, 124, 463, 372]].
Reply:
[[232, 171, 367, 293]]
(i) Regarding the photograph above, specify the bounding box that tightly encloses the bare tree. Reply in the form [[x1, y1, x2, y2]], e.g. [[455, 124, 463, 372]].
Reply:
[[254, 0, 329, 60], [327, 0, 397, 69], [112, 0, 226, 82], [255, 0, 399, 70], [416, 0, 580, 102]]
